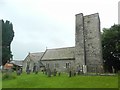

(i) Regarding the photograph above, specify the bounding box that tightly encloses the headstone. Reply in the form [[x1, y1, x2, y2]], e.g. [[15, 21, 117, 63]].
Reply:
[[78, 70, 80, 75], [69, 70, 72, 77], [35, 66, 38, 74], [73, 70, 76, 76], [17, 69, 21, 76], [53, 69, 57, 76], [26, 65, 29, 73], [33, 65, 36, 72], [77, 66, 80, 75], [47, 68, 51, 77], [26, 69, 31, 74], [58, 72, 61, 76], [20, 68, 23, 73], [45, 68, 48, 75], [83, 65, 87, 74]]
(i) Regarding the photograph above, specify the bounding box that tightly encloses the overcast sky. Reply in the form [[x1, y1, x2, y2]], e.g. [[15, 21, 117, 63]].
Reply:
[[0, 0, 119, 60]]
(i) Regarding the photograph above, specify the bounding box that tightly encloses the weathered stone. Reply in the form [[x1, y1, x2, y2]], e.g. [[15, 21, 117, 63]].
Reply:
[[75, 13, 103, 73], [75, 13, 85, 66]]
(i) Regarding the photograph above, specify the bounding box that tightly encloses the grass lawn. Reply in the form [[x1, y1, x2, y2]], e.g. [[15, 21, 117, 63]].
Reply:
[[2, 72, 118, 88]]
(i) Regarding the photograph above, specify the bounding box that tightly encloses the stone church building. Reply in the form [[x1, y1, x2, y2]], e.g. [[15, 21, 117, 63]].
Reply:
[[23, 13, 103, 73]]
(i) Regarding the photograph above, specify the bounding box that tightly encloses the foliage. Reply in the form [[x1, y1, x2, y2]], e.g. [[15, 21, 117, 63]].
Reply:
[[2, 72, 16, 80], [2, 72, 118, 88], [102, 24, 120, 73], [2, 20, 14, 65]]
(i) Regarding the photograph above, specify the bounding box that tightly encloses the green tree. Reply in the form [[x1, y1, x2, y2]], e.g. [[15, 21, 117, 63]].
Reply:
[[102, 24, 120, 73], [2, 20, 14, 65]]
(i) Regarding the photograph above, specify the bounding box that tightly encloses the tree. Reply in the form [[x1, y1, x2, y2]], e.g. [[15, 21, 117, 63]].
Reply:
[[2, 20, 14, 65], [102, 24, 120, 73]]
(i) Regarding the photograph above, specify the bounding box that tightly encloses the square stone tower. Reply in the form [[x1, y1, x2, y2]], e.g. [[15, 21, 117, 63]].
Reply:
[[75, 13, 103, 73]]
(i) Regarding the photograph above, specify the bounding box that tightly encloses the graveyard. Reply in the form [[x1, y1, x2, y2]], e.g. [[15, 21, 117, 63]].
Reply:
[[1, 71, 118, 88]]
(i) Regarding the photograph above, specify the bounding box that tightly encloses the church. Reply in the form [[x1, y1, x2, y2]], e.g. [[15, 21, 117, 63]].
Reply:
[[23, 13, 103, 73]]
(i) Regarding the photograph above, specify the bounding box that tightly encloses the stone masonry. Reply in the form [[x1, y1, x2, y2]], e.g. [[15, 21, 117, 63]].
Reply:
[[75, 13, 103, 72]]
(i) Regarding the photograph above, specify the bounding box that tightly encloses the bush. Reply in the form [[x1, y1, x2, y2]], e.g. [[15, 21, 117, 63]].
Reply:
[[2, 72, 16, 80]]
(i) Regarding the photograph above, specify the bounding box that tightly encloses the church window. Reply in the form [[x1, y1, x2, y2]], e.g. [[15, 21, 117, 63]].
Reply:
[[66, 63, 70, 68]]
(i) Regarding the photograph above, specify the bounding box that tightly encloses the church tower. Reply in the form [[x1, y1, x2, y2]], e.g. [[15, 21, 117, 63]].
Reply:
[[75, 13, 103, 73]]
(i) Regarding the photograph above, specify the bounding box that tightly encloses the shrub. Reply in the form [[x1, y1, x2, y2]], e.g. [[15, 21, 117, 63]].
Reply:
[[2, 72, 16, 80]]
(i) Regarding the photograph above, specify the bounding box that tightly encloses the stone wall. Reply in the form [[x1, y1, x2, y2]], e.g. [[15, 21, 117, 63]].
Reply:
[[75, 13, 103, 72], [84, 13, 103, 66], [75, 13, 85, 66], [42, 59, 75, 72]]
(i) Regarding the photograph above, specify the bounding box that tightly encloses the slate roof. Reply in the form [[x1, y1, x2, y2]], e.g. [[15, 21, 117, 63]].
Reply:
[[41, 47, 75, 60], [29, 52, 44, 62], [24, 47, 75, 62]]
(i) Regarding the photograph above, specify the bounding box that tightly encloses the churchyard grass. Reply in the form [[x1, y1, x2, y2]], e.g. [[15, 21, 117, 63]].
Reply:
[[2, 72, 118, 88]]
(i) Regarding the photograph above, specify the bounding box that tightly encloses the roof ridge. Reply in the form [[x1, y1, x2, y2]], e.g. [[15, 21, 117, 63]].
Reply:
[[30, 52, 44, 54], [47, 46, 75, 50]]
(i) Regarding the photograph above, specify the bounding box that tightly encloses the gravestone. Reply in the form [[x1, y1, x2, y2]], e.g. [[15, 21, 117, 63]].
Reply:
[[26, 69, 31, 74], [47, 68, 51, 77], [33, 65, 36, 72], [83, 65, 87, 74], [69, 70, 72, 77], [58, 72, 61, 76], [53, 69, 57, 76], [35, 66, 38, 74], [17, 69, 21, 76]]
